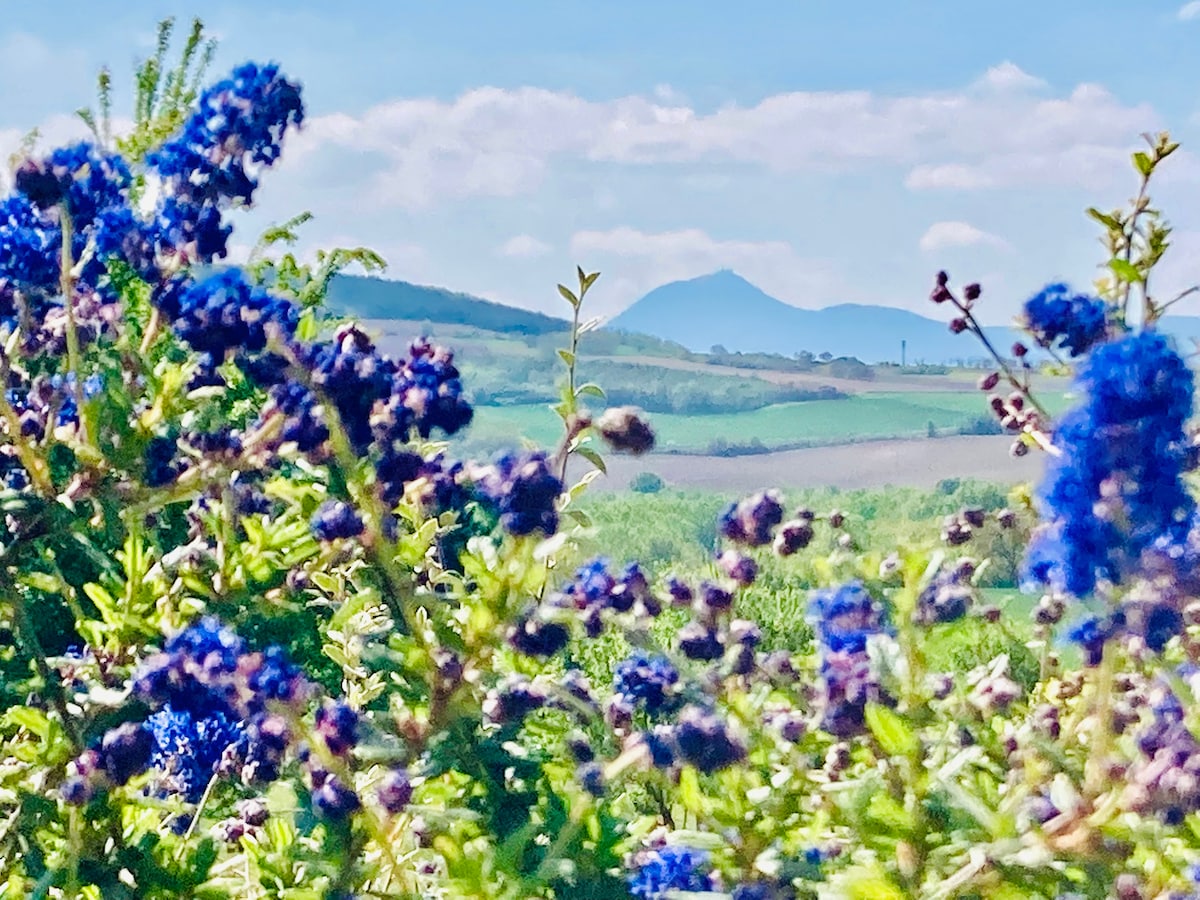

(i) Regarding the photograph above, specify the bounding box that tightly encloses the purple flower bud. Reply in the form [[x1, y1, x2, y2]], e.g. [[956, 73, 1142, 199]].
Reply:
[[595, 405, 656, 455], [376, 769, 413, 813]]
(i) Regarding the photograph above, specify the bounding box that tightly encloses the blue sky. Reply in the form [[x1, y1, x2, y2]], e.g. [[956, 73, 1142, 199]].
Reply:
[[4, 1, 1200, 323]]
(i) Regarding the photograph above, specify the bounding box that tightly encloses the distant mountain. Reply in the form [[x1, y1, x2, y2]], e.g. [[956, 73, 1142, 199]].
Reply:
[[609, 269, 1200, 363], [324, 275, 568, 335]]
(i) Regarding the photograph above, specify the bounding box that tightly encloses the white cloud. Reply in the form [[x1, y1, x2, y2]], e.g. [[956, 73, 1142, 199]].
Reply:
[[569, 226, 853, 315], [290, 68, 1157, 210], [973, 62, 1046, 92], [1179, 1, 1200, 20], [653, 83, 687, 104], [919, 221, 1009, 252], [496, 234, 552, 259]]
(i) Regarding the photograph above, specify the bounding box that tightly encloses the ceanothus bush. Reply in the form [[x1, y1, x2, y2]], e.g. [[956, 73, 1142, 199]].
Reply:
[[4, 19, 1200, 900]]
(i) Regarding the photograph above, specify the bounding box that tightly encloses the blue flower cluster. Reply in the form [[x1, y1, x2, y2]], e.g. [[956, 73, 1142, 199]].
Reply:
[[1125, 684, 1200, 825], [1022, 283, 1109, 357], [507, 604, 571, 657], [60, 618, 309, 804], [380, 337, 475, 441], [0, 195, 60, 314], [1024, 331, 1195, 600], [807, 582, 889, 736], [914, 559, 975, 625], [674, 705, 748, 772], [2, 144, 133, 343], [168, 270, 298, 358], [470, 450, 562, 537], [613, 651, 680, 714], [15, 142, 132, 229], [61, 722, 153, 804], [549, 558, 660, 638], [627, 846, 714, 900], [311, 500, 365, 542], [719, 490, 785, 546], [149, 62, 303, 207], [145, 706, 243, 802], [146, 62, 303, 264]]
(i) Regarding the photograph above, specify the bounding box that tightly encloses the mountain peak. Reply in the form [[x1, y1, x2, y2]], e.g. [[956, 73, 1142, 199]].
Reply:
[[608, 272, 1023, 363]]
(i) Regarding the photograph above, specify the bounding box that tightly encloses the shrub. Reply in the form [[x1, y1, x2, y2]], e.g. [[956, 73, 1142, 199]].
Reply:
[[1, 22, 1199, 900], [629, 472, 665, 493]]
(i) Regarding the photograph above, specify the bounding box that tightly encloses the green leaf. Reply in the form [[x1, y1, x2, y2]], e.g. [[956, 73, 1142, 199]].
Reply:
[[20, 572, 63, 594], [564, 508, 593, 528], [1108, 258, 1144, 283], [839, 869, 906, 900], [557, 284, 579, 307], [866, 791, 915, 834], [1133, 151, 1154, 177], [1085, 207, 1121, 231], [575, 446, 607, 474], [575, 382, 605, 399], [557, 349, 576, 367], [865, 703, 918, 758], [678, 765, 705, 814], [82, 582, 118, 620], [3, 706, 52, 740]]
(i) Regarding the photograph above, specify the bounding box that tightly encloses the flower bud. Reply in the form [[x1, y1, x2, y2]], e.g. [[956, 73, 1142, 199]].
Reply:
[[595, 406, 655, 455]]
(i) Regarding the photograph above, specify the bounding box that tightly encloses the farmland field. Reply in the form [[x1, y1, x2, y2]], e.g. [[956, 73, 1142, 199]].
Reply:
[[570, 434, 1042, 492], [464, 390, 1073, 455]]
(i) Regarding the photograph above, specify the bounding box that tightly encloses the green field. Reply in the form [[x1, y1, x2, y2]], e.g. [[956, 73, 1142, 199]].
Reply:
[[462, 390, 1074, 455]]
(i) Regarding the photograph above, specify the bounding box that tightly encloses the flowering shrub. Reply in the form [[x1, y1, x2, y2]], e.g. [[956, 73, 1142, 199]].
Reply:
[[4, 19, 1200, 900]]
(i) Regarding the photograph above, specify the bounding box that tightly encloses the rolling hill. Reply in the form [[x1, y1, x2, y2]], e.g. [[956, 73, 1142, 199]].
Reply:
[[324, 274, 568, 335], [323, 270, 1200, 364]]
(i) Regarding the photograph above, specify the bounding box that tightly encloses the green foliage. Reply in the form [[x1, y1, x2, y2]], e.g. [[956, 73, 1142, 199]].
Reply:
[[6, 21, 1200, 900], [628, 472, 665, 494]]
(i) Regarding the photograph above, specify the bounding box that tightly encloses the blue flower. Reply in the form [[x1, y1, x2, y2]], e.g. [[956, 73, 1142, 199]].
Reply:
[[314, 700, 359, 757], [134, 616, 306, 720], [146, 705, 243, 801], [147, 62, 303, 209], [628, 846, 713, 900], [15, 143, 132, 229], [151, 196, 231, 265], [914, 560, 975, 625], [613, 652, 679, 714], [1065, 613, 1124, 667], [807, 582, 888, 736], [303, 325, 397, 452], [719, 490, 785, 547], [310, 500, 364, 542], [367, 337, 473, 443], [170, 269, 298, 358], [472, 451, 562, 537], [0, 195, 59, 304], [144, 434, 181, 487], [674, 706, 746, 773], [1022, 282, 1108, 357], [507, 608, 571, 657], [807, 581, 887, 653], [1025, 331, 1195, 597]]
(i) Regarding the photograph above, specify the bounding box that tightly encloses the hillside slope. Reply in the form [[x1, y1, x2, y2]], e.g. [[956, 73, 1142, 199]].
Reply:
[[324, 275, 568, 335]]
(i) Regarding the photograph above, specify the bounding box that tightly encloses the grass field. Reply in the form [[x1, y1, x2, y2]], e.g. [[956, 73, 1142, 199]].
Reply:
[[463, 390, 1074, 454]]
